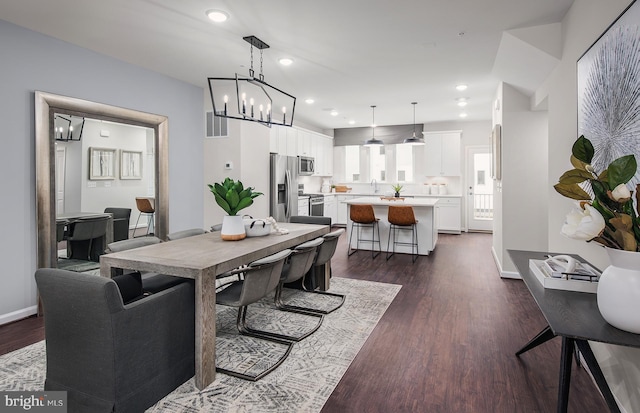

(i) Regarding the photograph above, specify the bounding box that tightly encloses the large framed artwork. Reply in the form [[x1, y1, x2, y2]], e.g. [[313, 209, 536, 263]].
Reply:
[[120, 150, 143, 180], [89, 147, 116, 180], [578, 0, 640, 185]]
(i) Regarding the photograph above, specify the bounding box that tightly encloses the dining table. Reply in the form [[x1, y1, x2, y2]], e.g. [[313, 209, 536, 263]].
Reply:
[[99, 222, 330, 390]]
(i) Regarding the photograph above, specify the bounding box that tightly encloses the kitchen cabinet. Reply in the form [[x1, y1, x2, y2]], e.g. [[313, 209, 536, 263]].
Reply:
[[435, 197, 461, 233], [271, 127, 333, 176], [298, 197, 310, 216], [335, 194, 355, 225], [323, 194, 337, 224], [424, 132, 461, 176]]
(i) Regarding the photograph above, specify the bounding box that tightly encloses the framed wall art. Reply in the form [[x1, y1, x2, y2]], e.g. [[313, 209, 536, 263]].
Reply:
[[89, 147, 116, 180], [578, 0, 640, 185], [120, 150, 143, 180]]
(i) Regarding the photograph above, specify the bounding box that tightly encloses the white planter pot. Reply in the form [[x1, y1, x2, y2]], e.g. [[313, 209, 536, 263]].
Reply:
[[597, 247, 640, 334], [220, 215, 246, 241]]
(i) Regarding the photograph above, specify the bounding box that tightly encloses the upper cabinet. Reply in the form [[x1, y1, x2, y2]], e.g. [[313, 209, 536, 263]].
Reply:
[[424, 131, 461, 176], [270, 126, 334, 176]]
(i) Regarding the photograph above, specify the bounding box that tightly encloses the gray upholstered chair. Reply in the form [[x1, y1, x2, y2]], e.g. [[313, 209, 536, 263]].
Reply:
[[35, 268, 195, 413], [167, 228, 207, 240], [290, 215, 332, 226], [106, 237, 188, 294], [215, 249, 293, 381], [66, 216, 110, 262], [104, 207, 132, 242]]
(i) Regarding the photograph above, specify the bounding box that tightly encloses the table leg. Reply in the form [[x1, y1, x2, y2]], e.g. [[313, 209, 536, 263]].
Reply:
[[575, 340, 621, 413], [516, 325, 555, 356], [558, 337, 574, 413], [194, 272, 217, 390]]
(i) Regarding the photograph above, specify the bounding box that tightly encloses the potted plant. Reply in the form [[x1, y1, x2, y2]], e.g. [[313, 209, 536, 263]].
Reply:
[[391, 183, 403, 198], [208, 178, 263, 240]]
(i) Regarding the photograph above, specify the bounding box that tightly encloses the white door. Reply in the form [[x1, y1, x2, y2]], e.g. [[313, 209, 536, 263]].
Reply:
[[466, 145, 493, 232], [55, 146, 66, 213]]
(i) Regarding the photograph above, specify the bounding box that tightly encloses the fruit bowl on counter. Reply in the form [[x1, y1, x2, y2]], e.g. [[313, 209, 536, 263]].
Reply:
[[333, 185, 352, 193]]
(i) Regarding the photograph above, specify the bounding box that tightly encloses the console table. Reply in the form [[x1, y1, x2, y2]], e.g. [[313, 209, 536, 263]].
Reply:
[[507, 250, 640, 413]]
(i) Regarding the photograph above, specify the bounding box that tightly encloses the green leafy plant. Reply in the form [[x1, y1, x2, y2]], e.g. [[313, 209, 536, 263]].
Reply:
[[208, 177, 263, 216], [391, 183, 403, 193], [554, 135, 640, 251]]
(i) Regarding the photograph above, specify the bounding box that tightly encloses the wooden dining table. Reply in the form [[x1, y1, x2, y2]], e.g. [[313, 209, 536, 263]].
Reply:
[[99, 222, 330, 389]]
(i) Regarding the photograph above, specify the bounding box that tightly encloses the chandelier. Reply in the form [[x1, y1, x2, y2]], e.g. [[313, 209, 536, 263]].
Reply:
[[54, 114, 84, 142], [208, 36, 296, 127], [403, 102, 424, 145], [363, 105, 384, 146]]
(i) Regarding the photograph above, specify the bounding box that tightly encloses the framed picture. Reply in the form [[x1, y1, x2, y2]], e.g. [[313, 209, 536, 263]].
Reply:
[[578, 0, 640, 186], [120, 150, 143, 180], [491, 124, 502, 180], [89, 147, 116, 180]]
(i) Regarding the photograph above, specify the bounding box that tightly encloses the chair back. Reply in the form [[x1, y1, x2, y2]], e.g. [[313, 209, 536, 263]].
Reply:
[[350, 204, 376, 224], [239, 249, 291, 305], [388, 205, 417, 226], [135, 197, 155, 213], [107, 236, 161, 252], [315, 229, 345, 266], [290, 216, 332, 226], [281, 238, 324, 283], [56, 219, 68, 243], [104, 208, 131, 242], [167, 228, 206, 240], [67, 216, 110, 241]]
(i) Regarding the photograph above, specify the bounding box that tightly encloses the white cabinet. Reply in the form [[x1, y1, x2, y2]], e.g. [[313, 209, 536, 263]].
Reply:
[[298, 197, 309, 216], [270, 127, 333, 176], [323, 194, 337, 224], [335, 194, 355, 225], [435, 197, 461, 233], [424, 132, 461, 176]]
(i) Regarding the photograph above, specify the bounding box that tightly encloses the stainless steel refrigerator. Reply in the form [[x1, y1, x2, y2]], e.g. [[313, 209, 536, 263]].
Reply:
[[270, 154, 299, 222]]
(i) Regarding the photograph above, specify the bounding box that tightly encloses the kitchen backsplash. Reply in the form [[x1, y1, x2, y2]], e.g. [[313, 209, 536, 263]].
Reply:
[[298, 176, 462, 195]]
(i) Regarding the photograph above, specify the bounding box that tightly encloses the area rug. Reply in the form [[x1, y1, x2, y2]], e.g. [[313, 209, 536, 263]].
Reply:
[[0, 278, 401, 412]]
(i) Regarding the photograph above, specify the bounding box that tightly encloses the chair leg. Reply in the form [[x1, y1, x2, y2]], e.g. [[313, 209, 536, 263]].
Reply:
[[133, 212, 143, 238], [386, 224, 393, 260], [348, 222, 357, 256], [216, 305, 294, 381], [412, 224, 418, 263], [296, 266, 346, 314], [372, 222, 381, 259]]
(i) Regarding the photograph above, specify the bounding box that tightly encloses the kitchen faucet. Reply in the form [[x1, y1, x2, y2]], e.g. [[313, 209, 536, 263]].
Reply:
[[371, 179, 378, 193]]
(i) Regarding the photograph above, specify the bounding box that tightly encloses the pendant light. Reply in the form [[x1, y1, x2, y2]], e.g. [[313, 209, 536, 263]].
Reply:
[[364, 105, 384, 146], [403, 102, 425, 145]]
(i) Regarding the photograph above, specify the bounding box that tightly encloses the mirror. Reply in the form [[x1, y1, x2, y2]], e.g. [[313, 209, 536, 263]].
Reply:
[[36, 91, 169, 270]]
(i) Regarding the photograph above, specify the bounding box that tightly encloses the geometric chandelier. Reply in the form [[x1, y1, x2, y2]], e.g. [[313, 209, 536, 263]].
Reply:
[[208, 35, 296, 127]]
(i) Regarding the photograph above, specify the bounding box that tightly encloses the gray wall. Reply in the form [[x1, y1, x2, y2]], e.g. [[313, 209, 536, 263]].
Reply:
[[0, 19, 204, 322]]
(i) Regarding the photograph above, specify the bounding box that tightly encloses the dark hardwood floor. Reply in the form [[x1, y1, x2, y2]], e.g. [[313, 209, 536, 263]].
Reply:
[[0, 232, 609, 412]]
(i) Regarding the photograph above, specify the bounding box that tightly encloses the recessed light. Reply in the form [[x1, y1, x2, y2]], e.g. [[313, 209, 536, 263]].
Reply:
[[459, 112, 468, 118], [456, 84, 468, 91], [279, 58, 294, 66], [348, 120, 356, 125], [330, 110, 339, 116], [457, 99, 468, 107], [206, 9, 229, 23], [305, 98, 315, 104]]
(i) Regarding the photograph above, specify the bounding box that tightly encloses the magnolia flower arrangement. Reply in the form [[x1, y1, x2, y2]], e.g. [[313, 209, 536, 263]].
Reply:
[[554, 136, 640, 251]]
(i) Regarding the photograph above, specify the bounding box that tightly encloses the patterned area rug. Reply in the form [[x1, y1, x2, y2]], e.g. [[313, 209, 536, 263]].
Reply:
[[0, 278, 400, 412]]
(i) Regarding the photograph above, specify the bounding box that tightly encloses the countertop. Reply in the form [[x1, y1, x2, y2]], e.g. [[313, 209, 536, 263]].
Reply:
[[345, 196, 439, 207], [305, 191, 462, 198]]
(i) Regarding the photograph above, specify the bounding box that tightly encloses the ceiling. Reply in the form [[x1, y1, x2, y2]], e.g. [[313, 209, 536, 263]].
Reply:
[[0, 0, 574, 130]]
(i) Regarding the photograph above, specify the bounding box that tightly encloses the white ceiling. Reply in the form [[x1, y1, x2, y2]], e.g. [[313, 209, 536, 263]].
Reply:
[[0, 0, 573, 130]]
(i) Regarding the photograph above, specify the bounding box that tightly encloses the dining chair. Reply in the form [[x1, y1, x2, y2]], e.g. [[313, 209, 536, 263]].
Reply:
[[66, 216, 110, 262], [133, 197, 155, 237], [104, 207, 131, 242], [348, 204, 381, 258], [215, 249, 293, 381], [386, 205, 419, 263]]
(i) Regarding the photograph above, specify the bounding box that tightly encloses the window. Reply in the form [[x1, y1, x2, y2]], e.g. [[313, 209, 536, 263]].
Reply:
[[395, 144, 413, 182], [370, 145, 386, 181], [345, 145, 360, 182]]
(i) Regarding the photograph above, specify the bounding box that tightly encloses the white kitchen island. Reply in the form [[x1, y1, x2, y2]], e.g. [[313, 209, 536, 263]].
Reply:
[[345, 197, 439, 256]]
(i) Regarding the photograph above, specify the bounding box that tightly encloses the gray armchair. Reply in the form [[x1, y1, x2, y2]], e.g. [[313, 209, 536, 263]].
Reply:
[[35, 268, 195, 412]]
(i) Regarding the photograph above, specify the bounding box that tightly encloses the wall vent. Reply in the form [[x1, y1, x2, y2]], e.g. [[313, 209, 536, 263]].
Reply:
[[205, 111, 228, 137]]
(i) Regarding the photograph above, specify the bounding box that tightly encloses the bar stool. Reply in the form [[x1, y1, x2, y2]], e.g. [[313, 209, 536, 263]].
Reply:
[[348, 204, 381, 258], [133, 197, 155, 237], [386, 205, 419, 263]]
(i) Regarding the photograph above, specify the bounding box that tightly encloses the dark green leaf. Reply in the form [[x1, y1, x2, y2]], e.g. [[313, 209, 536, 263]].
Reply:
[[226, 189, 239, 209], [553, 183, 590, 200], [214, 183, 227, 199], [558, 169, 593, 184], [233, 197, 253, 215], [607, 155, 637, 188], [214, 192, 231, 215], [571, 135, 594, 164]]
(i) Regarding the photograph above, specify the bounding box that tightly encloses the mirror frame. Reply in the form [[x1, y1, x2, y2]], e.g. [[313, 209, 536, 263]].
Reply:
[[35, 91, 169, 270]]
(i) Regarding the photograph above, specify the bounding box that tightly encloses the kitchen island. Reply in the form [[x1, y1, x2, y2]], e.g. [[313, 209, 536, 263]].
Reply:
[[345, 197, 439, 255]]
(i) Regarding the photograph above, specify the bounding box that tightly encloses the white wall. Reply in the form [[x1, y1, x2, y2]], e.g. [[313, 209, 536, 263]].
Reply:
[[541, 0, 640, 411], [0, 19, 204, 324]]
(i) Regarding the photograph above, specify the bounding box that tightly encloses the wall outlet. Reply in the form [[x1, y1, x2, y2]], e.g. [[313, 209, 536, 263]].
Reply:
[[88, 181, 97, 188], [100, 129, 110, 137]]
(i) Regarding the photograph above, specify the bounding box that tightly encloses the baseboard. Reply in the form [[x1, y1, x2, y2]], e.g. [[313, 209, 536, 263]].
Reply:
[[491, 246, 522, 279], [0, 306, 38, 326]]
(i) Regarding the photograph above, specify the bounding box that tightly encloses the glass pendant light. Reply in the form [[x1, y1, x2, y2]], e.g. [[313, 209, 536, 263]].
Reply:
[[403, 102, 425, 145], [364, 105, 384, 146]]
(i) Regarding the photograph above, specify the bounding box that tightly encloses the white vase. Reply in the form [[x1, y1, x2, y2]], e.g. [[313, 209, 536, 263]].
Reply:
[[597, 247, 640, 334], [220, 215, 246, 241]]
